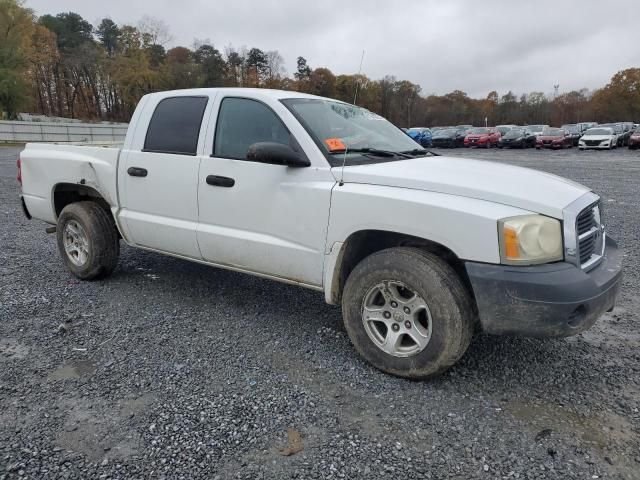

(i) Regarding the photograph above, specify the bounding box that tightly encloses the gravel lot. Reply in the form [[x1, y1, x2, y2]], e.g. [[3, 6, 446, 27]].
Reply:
[[1, 144, 639, 479]]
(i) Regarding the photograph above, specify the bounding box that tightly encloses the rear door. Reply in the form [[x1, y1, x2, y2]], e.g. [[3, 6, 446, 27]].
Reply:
[[118, 94, 213, 257], [196, 95, 335, 287]]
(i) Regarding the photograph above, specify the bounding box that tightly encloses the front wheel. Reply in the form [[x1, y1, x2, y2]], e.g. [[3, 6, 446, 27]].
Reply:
[[56, 201, 120, 280], [341, 247, 475, 379]]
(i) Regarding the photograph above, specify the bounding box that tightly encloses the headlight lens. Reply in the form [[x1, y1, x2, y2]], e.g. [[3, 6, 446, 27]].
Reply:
[[498, 215, 563, 265]]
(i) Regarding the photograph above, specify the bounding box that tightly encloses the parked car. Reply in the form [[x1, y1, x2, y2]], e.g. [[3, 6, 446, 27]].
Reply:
[[578, 127, 618, 150], [18, 88, 622, 379], [497, 127, 536, 148], [496, 124, 517, 137], [628, 127, 640, 150], [464, 127, 501, 148], [525, 125, 550, 137], [536, 128, 572, 149], [599, 123, 626, 146], [621, 123, 635, 146], [561, 124, 583, 146], [406, 127, 432, 147], [431, 127, 467, 148]]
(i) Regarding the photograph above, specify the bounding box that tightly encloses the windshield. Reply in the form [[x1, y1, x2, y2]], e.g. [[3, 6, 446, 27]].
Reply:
[[434, 128, 456, 137], [282, 98, 419, 160], [561, 125, 579, 133], [468, 127, 490, 134], [543, 129, 564, 136], [504, 128, 525, 138], [585, 128, 613, 136], [527, 125, 545, 131]]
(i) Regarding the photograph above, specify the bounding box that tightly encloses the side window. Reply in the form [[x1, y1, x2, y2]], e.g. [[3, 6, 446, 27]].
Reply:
[[213, 97, 290, 160], [144, 96, 208, 155]]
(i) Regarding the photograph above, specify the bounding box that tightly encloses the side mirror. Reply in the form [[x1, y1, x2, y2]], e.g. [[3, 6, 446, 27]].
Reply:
[[246, 142, 310, 168]]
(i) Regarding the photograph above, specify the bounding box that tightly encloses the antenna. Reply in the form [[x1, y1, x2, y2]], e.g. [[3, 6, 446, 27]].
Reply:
[[353, 50, 366, 105], [340, 50, 365, 186]]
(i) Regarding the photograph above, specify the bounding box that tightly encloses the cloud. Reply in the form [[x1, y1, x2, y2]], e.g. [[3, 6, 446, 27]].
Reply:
[[28, 0, 640, 97]]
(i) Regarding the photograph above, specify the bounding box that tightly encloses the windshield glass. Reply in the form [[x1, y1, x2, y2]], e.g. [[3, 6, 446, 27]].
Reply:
[[600, 124, 622, 133], [504, 128, 525, 138], [527, 125, 544, 131], [543, 129, 564, 136], [434, 128, 456, 137], [561, 125, 579, 133], [469, 127, 490, 134], [282, 98, 419, 158], [585, 128, 612, 136]]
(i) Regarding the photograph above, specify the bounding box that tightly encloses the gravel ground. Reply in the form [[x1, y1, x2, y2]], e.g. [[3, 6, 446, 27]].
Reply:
[[1, 144, 639, 479]]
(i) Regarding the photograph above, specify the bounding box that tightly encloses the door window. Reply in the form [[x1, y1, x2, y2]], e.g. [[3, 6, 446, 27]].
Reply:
[[144, 96, 208, 155], [213, 97, 290, 160]]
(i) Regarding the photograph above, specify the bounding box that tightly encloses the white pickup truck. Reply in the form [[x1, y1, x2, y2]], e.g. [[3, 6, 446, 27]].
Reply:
[[18, 88, 622, 378]]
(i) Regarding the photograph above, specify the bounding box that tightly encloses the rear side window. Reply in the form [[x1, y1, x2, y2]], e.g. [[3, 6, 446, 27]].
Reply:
[[213, 97, 290, 160], [144, 96, 208, 155]]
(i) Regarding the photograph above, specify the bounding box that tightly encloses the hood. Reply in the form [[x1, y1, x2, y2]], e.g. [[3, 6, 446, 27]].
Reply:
[[582, 134, 614, 140], [537, 135, 564, 141], [467, 134, 490, 139], [336, 156, 590, 218]]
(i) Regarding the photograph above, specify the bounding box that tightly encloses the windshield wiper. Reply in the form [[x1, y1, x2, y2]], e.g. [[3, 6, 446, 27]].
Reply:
[[400, 148, 440, 157], [331, 148, 415, 159]]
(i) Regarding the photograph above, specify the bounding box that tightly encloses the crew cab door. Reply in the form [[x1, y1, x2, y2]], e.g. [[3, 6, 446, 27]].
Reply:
[[118, 94, 213, 257], [196, 95, 335, 287]]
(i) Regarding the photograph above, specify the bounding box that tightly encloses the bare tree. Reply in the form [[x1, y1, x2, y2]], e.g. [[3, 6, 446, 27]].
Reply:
[[137, 15, 172, 46]]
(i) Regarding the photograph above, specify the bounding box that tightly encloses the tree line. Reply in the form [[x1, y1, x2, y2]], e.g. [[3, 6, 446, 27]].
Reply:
[[2, 0, 639, 126]]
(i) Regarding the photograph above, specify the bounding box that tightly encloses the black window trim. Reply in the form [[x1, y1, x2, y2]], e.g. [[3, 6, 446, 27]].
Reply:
[[142, 95, 209, 156], [211, 95, 305, 163]]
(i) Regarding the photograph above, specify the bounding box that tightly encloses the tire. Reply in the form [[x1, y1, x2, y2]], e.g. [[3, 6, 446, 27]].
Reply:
[[341, 247, 475, 379], [56, 201, 119, 280]]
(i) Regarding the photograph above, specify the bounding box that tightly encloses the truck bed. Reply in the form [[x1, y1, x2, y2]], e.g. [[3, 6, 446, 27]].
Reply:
[[20, 142, 122, 224]]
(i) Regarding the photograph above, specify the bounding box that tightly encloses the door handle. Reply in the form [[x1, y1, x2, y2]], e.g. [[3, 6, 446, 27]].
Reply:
[[206, 175, 235, 187], [127, 167, 148, 177]]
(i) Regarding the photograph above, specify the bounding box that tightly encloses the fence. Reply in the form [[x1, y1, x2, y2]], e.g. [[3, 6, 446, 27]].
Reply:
[[0, 120, 128, 143]]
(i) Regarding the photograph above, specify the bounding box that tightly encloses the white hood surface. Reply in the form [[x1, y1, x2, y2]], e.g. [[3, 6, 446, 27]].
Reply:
[[581, 135, 615, 141], [336, 156, 590, 218]]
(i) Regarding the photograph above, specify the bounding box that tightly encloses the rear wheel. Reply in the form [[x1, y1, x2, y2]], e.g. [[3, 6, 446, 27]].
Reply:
[[341, 247, 475, 379], [56, 201, 119, 280]]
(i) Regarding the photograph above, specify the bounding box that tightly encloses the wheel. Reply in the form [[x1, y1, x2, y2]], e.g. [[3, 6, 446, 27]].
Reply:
[[341, 247, 475, 379], [56, 201, 119, 280]]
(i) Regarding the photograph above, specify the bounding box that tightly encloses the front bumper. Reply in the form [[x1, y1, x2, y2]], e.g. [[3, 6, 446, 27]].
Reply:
[[579, 142, 612, 149], [465, 237, 622, 337], [537, 142, 564, 149]]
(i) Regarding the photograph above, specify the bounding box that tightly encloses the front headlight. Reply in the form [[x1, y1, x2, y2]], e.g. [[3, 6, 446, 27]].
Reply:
[[498, 215, 563, 265]]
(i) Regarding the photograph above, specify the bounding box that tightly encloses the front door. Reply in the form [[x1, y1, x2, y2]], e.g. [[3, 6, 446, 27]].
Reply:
[[197, 96, 335, 287]]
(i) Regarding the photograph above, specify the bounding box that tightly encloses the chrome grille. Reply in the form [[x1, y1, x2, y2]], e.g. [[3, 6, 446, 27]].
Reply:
[[576, 203, 604, 269]]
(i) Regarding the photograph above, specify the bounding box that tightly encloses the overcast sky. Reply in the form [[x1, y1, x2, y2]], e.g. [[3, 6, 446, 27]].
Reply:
[[28, 0, 640, 98]]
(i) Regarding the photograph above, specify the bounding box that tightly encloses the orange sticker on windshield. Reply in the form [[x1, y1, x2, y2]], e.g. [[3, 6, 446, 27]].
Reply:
[[324, 138, 346, 152]]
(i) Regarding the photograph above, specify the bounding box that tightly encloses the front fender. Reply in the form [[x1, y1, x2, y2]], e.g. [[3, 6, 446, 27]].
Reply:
[[323, 183, 533, 302]]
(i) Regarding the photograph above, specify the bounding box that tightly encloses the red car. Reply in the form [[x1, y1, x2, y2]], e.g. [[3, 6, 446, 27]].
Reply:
[[629, 128, 640, 150], [464, 127, 501, 148], [536, 128, 573, 149]]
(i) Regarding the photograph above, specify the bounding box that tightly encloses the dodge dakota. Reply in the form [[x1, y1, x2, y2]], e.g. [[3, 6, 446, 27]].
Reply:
[[18, 88, 622, 378]]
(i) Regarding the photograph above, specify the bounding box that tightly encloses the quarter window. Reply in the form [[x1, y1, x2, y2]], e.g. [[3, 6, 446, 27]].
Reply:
[[213, 97, 290, 160], [144, 96, 208, 155]]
